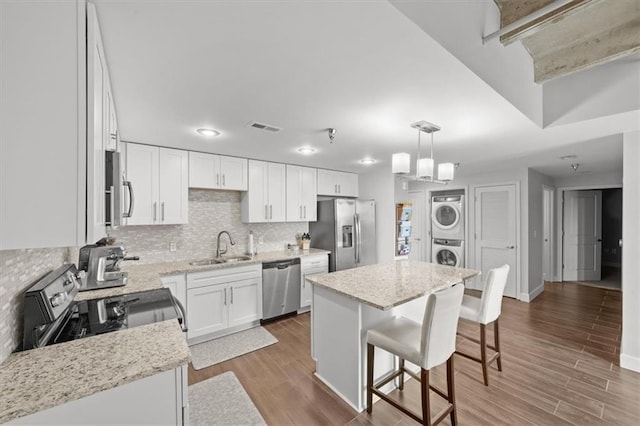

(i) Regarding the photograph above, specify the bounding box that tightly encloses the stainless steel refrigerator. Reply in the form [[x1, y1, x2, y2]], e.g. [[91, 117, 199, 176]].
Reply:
[[310, 199, 376, 272]]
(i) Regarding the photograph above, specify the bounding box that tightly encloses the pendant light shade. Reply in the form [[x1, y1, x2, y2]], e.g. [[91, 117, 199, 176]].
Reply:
[[392, 121, 455, 184], [417, 157, 434, 178], [392, 152, 411, 174], [438, 162, 455, 181]]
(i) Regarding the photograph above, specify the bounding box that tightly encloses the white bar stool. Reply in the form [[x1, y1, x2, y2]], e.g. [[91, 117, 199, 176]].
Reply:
[[455, 264, 510, 386], [366, 283, 465, 426]]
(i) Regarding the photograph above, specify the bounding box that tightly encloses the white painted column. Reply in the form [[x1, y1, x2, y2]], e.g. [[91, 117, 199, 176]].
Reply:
[[621, 131, 640, 372]]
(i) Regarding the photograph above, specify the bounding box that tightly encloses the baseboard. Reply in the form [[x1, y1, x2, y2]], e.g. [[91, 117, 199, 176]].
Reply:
[[620, 353, 640, 373], [519, 283, 544, 303], [314, 372, 362, 413], [602, 261, 621, 268]]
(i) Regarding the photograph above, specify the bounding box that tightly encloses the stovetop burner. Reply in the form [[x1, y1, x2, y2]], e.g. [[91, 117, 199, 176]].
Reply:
[[50, 289, 181, 345]]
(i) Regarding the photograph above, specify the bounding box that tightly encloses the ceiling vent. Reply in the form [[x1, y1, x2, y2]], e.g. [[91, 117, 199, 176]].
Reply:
[[247, 121, 282, 133]]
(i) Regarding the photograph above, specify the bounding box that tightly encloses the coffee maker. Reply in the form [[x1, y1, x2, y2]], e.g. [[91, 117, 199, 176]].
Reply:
[[78, 244, 139, 291]]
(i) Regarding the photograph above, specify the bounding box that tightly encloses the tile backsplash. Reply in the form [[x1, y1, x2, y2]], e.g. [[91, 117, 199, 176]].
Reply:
[[0, 247, 70, 364], [0, 189, 307, 365], [108, 189, 309, 264]]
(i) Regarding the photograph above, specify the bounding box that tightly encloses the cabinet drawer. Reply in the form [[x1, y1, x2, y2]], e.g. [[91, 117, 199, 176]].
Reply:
[[187, 264, 261, 289], [301, 255, 329, 269]]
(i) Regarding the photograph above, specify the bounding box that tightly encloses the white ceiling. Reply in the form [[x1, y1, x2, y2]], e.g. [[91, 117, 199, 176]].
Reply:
[[94, 0, 635, 178]]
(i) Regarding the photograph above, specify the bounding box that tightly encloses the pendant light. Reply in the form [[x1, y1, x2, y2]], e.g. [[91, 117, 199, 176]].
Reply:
[[392, 120, 454, 184]]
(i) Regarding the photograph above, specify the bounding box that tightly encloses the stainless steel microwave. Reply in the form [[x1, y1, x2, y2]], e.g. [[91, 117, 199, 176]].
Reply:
[[105, 151, 133, 228]]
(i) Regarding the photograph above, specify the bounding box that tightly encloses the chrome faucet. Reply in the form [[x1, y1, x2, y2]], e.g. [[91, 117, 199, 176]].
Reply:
[[216, 231, 236, 258]]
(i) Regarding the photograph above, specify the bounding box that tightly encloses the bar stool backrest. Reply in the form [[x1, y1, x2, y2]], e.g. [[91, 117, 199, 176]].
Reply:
[[478, 264, 510, 325], [420, 283, 465, 370]]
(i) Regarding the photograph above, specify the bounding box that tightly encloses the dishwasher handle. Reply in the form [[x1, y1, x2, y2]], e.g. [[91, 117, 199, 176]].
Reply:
[[262, 258, 300, 270]]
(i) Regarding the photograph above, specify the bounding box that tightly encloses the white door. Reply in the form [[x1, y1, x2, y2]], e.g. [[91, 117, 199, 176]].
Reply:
[[187, 283, 228, 339], [126, 143, 159, 225], [542, 187, 554, 281], [228, 279, 261, 327], [286, 165, 303, 221], [337, 172, 358, 197], [161, 274, 187, 314], [301, 166, 317, 221], [408, 191, 425, 261], [563, 190, 602, 281], [475, 184, 518, 298], [159, 148, 189, 224], [245, 160, 269, 222], [220, 156, 247, 191], [268, 162, 286, 222]]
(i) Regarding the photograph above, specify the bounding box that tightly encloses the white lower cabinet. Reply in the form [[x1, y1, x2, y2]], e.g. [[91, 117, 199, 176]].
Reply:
[[300, 254, 329, 311], [13, 366, 188, 425], [186, 264, 262, 344]]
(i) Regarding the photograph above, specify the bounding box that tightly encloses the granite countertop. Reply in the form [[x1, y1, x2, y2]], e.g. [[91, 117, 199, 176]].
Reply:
[[306, 259, 480, 310], [76, 248, 330, 301], [0, 320, 189, 423], [0, 248, 329, 423]]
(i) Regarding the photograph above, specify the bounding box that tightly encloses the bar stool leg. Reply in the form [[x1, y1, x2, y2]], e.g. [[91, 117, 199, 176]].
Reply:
[[480, 323, 489, 386], [447, 357, 457, 426], [399, 358, 405, 391], [367, 343, 374, 414], [421, 368, 431, 426], [494, 318, 502, 371]]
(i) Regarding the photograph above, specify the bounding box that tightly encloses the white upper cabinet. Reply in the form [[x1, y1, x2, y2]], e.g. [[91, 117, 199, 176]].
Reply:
[[317, 169, 358, 197], [159, 148, 189, 224], [188, 152, 247, 191], [125, 143, 188, 225], [0, 1, 86, 249], [241, 160, 286, 223], [286, 165, 317, 222]]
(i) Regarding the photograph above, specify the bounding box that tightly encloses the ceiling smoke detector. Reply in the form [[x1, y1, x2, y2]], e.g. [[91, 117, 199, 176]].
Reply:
[[571, 163, 580, 172], [247, 121, 282, 133]]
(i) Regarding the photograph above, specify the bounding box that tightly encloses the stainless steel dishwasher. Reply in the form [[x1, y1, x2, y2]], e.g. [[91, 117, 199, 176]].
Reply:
[[262, 258, 301, 321]]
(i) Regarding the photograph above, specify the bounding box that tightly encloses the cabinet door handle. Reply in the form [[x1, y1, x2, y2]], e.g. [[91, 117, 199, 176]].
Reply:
[[265, 205, 268, 220], [270, 205, 273, 219], [304, 205, 307, 219], [302, 277, 305, 289], [300, 205, 303, 219], [153, 202, 157, 222], [334, 184, 337, 194], [161, 202, 165, 222], [222, 174, 226, 187], [506, 246, 515, 249], [230, 287, 234, 304], [216, 174, 220, 186], [338, 184, 341, 194], [224, 288, 227, 305]]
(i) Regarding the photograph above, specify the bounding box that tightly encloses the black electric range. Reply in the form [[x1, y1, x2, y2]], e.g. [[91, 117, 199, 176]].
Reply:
[[20, 264, 186, 351]]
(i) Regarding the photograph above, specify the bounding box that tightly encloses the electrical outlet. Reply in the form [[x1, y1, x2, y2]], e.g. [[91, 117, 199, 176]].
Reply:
[[258, 236, 264, 244], [170, 242, 177, 252]]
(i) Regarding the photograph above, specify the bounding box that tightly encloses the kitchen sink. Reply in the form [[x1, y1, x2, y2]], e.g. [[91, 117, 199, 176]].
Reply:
[[189, 259, 225, 266], [189, 255, 253, 266]]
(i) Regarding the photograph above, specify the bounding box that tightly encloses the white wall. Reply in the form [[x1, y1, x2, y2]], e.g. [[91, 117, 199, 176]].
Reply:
[[358, 165, 396, 264], [389, 0, 543, 126], [543, 59, 640, 127], [621, 131, 640, 372], [554, 170, 623, 189]]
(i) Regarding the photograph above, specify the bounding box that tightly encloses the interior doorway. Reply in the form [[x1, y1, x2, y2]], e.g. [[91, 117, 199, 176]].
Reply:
[[542, 186, 554, 281], [560, 187, 622, 290]]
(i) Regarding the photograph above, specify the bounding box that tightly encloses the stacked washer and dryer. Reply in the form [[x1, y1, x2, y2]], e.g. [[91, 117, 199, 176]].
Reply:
[[431, 194, 465, 267]]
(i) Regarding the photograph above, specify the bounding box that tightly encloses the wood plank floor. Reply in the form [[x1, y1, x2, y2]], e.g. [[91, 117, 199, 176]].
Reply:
[[188, 282, 640, 425]]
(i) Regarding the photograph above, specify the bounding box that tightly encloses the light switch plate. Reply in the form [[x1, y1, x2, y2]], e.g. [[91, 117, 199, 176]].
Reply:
[[170, 242, 177, 252]]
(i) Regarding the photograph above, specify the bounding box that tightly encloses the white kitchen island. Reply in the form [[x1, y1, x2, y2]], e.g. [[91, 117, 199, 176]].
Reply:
[[307, 260, 479, 412]]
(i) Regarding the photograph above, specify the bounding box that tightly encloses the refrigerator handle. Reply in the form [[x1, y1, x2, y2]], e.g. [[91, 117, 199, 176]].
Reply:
[[355, 213, 361, 264]]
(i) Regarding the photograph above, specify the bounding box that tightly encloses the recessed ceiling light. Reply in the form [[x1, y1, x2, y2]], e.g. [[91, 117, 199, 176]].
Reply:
[[196, 128, 220, 137], [297, 147, 316, 155], [360, 158, 376, 165]]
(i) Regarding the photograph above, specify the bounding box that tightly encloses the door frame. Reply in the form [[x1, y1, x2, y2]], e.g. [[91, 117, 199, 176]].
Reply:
[[542, 185, 555, 281], [471, 181, 521, 299], [556, 184, 622, 282]]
